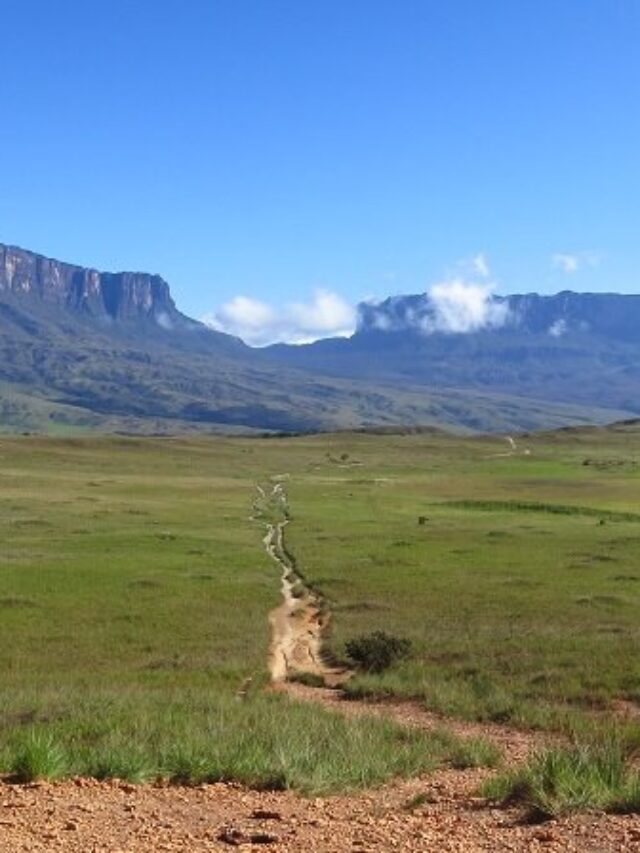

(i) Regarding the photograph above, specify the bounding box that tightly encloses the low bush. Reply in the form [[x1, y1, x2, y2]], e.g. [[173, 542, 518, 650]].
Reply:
[[345, 631, 412, 673]]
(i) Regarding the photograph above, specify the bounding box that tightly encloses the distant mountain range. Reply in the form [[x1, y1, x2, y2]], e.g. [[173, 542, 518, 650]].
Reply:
[[0, 242, 637, 434], [265, 290, 640, 417]]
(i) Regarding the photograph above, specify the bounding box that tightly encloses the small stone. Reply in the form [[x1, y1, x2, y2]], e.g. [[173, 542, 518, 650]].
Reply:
[[533, 828, 556, 843], [218, 827, 246, 846], [250, 833, 279, 845], [250, 809, 283, 821]]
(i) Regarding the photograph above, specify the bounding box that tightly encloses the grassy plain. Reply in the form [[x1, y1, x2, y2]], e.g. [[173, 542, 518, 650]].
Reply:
[[1, 425, 639, 791], [0, 434, 491, 790], [284, 426, 640, 740]]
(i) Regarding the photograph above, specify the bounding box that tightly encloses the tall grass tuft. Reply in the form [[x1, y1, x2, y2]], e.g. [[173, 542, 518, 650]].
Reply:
[[482, 742, 640, 819], [85, 745, 155, 783], [10, 732, 68, 782]]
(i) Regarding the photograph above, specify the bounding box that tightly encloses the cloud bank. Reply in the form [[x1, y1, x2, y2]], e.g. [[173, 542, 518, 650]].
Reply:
[[423, 278, 509, 333], [359, 256, 510, 336], [422, 255, 508, 333], [205, 255, 509, 346], [202, 289, 356, 346]]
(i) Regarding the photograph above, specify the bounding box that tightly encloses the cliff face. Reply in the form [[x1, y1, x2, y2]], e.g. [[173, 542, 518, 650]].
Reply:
[[0, 244, 179, 323], [356, 291, 640, 342], [0, 241, 637, 433], [264, 288, 640, 417]]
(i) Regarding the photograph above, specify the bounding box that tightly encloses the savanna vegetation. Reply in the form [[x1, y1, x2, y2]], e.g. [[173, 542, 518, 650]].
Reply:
[[1, 423, 639, 805], [0, 434, 493, 791]]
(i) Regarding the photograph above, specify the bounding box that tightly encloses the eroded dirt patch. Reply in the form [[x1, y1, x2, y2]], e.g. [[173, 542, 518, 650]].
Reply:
[[256, 481, 347, 687]]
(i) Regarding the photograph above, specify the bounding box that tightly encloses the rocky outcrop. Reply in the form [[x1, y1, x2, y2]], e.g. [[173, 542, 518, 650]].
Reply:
[[0, 243, 179, 324]]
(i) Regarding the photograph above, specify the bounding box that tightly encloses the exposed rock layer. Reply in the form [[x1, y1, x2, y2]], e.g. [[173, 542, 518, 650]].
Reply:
[[0, 244, 177, 323]]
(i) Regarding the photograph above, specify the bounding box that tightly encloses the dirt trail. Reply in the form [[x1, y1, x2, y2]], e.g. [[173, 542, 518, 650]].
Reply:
[[257, 480, 552, 766], [1, 482, 638, 851], [251, 483, 639, 850], [487, 434, 531, 459], [256, 481, 347, 687], [257, 479, 545, 762]]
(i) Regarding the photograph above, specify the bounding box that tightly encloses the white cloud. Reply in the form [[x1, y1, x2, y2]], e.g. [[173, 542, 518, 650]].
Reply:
[[552, 251, 601, 274], [289, 290, 355, 334], [357, 255, 509, 336], [423, 279, 509, 334], [208, 295, 277, 333], [422, 253, 507, 333], [370, 311, 392, 331], [471, 253, 490, 279], [155, 311, 173, 330], [552, 253, 579, 274], [548, 318, 567, 337], [452, 252, 491, 280], [202, 289, 356, 346]]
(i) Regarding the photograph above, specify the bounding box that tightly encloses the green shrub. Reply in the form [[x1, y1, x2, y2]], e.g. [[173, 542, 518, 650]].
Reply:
[[345, 631, 412, 673]]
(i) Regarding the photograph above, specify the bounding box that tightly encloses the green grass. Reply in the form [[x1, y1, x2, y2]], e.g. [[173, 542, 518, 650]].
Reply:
[[432, 498, 640, 522], [1, 427, 639, 796], [482, 742, 640, 819], [9, 732, 68, 782], [2, 691, 492, 793], [0, 433, 500, 791], [282, 430, 640, 741]]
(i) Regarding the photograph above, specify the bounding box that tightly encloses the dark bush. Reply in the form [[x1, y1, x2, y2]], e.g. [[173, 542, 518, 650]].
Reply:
[[345, 631, 412, 673]]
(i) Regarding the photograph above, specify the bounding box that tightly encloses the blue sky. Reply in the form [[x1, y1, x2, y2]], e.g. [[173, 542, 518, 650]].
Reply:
[[2, 1, 639, 343]]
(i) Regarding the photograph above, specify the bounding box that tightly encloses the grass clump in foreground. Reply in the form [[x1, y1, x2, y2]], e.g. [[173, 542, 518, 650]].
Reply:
[[10, 732, 68, 783], [3, 693, 499, 793], [482, 742, 640, 820]]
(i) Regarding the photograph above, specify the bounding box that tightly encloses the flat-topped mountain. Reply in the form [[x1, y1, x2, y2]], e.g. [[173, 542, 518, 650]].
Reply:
[[0, 244, 185, 326], [266, 290, 640, 416], [357, 290, 640, 341], [0, 243, 636, 434]]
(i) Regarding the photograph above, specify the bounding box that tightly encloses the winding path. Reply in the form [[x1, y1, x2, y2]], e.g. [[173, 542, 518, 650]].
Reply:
[[255, 481, 347, 686]]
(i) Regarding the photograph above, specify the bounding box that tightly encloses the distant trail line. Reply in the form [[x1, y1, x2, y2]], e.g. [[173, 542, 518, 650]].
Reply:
[[254, 480, 347, 686], [486, 434, 531, 458]]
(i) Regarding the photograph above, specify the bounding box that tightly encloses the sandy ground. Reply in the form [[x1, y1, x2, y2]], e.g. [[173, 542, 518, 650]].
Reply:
[[2, 756, 639, 852], [264, 519, 330, 683], [2, 688, 639, 852], [261, 483, 346, 687]]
